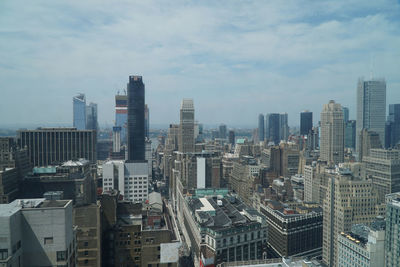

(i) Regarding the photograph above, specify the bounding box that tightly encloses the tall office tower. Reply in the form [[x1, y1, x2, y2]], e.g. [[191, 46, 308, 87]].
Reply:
[[0, 199, 76, 266], [385, 192, 400, 267], [86, 102, 98, 131], [342, 107, 349, 123], [73, 93, 87, 130], [219, 124, 227, 139], [385, 104, 400, 148], [18, 127, 97, 167], [115, 93, 128, 144], [356, 78, 386, 153], [127, 75, 145, 161], [363, 149, 400, 203], [322, 172, 383, 266], [145, 104, 149, 139], [228, 130, 235, 146], [258, 114, 265, 141], [279, 113, 289, 141], [300, 111, 313, 135], [358, 129, 382, 161], [320, 100, 344, 165], [178, 99, 195, 153], [267, 113, 280, 145], [344, 120, 356, 149]]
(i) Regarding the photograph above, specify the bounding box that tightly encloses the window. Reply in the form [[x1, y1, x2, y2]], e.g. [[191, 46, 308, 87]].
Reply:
[[84, 250, 88, 256], [57, 250, 66, 261], [84, 259, 89, 265], [44, 237, 54, 244], [0, 249, 8, 260], [84, 241, 88, 247]]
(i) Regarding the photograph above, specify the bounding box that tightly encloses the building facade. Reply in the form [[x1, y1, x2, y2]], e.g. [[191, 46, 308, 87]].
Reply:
[[115, 94, 128, 144], [73, 93, 86, 130], [385, 192, 400, 267], [300, 111, 313, 136], [178, 99, 195, 153], [258, 114, 265, 142]]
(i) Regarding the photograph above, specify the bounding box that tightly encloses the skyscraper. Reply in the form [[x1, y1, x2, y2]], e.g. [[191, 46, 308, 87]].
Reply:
[[73, 93, 86, 130], [115, 93, 128, 144], [342, 107, 349, 123], [385, 192, 400, 267], [356, 78, 386, 153], [258, 114, 265, 141], [279, 113, 289, 141], [219, 124, 227, 139], [228, 130, 235, 146], [320, 100, 344, 165], [266, 113, 280, 145], [344, 120, 356, 149], [178, 99, 195, 153], [127, 75, 145, 161], [386, 104, 400, 148], [300, 111, 313, 135], [145, 104, 150, 139], [86, 102, 98, 131]]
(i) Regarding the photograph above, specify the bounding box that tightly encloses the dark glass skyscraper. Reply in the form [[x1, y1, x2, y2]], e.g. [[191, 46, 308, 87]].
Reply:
[[258, 114, 265, 141], [300, 111, 313, 135], [386, 104, 400, 148], [267, 113, 280, 145], [127, 75, 145, 161]]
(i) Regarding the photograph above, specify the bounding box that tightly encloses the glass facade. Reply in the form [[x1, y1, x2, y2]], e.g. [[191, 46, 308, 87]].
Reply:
[[73, 94, 86, 130]]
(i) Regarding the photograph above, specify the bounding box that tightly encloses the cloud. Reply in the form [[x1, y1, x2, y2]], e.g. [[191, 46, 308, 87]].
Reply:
[[0, 0, 399, 127]]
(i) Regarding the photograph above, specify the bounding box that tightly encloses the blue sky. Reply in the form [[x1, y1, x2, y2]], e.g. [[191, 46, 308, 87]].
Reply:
[[0, 0, 399, 128]]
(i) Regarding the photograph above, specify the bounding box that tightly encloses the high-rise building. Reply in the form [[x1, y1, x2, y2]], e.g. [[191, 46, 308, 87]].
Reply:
[[385, 104, 400, 148], [320, 100, 344, 165], [112, 126, 121, 153], [385, 192, 400, 267], [115, 93, 128, 144], [86, 102, 98, 131], [73, 93, 87, 130], [219, 124, 227, 140], [300, 111, 313, 135], [344, 120, 356, 149], [18, 127, 97, 167], [178, 99, 195, 153], [342, 107, 349, 123], [127, 75, 145, 161], [266, 113, 280, 145], [279, 113, 289, 142], [0, 198, 76, 266], [258, 114, 265, 141], [145, 104, 150, 139], [358, 129, 382, 161], [322, 171, 384, 266], [356, 78, 386, 153], [228, 130, 235, 147], [363, 149, 400, 203]]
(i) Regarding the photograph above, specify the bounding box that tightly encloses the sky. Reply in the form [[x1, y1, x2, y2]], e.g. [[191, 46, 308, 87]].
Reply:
[[0, 0, 399, 128]]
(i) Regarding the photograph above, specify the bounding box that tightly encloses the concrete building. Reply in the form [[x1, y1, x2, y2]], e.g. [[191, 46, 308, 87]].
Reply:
[[230, 156, 260, 205], [127, 75, 146, 161], [357, 78, 386, 152], [73, 93, 87, 130], [0, 198, 76, 267], [18, 127, 97, 167], [358, 129, 382, 161], [320, 100, 344, 165], [385, 192, 400, 267], [337, 221, 385, 267], [73, 203, 101, 267], [363, 149, 400, 203], [102, 160, 149, 203], [181, 189, 267, 265], [258, 114, 265, 142], [178, 99, 195, 153], [322, 170, 385, 267], [21, 159, 96, 206], [260, 201, 323, 258], [300, 111, 313, 136]]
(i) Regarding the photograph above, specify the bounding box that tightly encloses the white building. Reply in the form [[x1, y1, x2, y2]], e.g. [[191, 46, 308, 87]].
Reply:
[[102, 160, 149, 203], [0, 198, 76, 267]]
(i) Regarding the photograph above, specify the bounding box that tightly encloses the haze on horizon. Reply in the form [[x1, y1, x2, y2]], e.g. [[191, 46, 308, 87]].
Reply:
[[0, 0, 399, 128]]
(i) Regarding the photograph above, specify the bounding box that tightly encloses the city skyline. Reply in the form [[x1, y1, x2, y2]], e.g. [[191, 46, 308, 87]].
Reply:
[[1, 1, 400, 127]]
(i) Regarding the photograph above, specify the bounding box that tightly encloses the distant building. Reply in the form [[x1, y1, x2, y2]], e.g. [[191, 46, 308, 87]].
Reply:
[[300, 111, 313, 136], [385, 192, 400, 267], [73, 93, 86, 130], [115, 93, 128, 144], [279, 113, 289, 142], [320, 100, 344, 165], [266, 113, 280, 145], [358, 129, 382, 161], [145, 104, 150, 139], [18, 127, 97, 167], [219, 124, 227, 140], [344, 120, 356, 149], [342, 107, 349, 123], [356, 78, 386, 153], [127, 75, 146, 161], [228, 130, 235, 147], [258, 114, 265, 142], [0, 198, 76, 266], [385, 104, 400, 148], [178, 99, 195, 153], [86, 102, 98, 131], [337, 221, 385, 267], [260, 201, 323, 258]]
